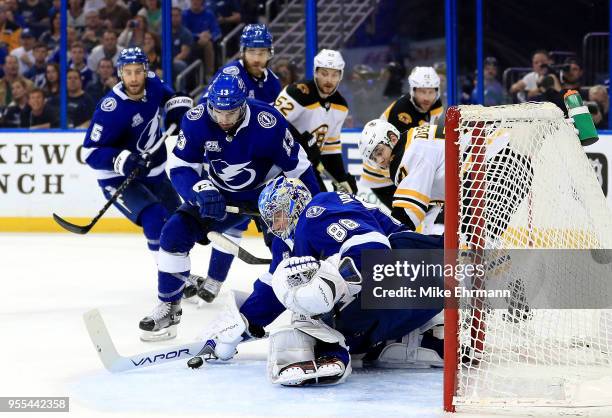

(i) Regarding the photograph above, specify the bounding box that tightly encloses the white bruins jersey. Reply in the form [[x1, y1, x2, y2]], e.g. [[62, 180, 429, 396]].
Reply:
[[390, 124, 445, 234], [274, 79, 348, 155]]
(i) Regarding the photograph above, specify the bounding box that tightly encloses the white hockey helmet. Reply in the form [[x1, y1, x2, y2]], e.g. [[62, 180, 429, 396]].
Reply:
[[359, 119, 400, 166], [313, 49, 345, 79], [408, 66, 440, 100]]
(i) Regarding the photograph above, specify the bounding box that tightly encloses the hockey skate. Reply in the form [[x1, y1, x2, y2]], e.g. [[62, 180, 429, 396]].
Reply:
[[278, 356, 347, 386], [197, 276, 223, 303], [372, 324, 444, 369], [183, 274, 205, 304], [139, 300, 182, 342]]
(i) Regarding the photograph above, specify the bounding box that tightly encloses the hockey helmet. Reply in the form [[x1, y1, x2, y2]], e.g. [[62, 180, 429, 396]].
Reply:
[[207, 74, 247, 125], [359, 119, 400, 167], [313, 49, 345, 79], [408, 66, 440, 101], [116, 47, 148, 78], [240, 24, 274, 56]]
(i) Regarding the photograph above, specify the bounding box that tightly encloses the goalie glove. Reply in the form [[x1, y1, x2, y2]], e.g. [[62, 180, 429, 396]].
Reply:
[[271, 256, 351, 317]]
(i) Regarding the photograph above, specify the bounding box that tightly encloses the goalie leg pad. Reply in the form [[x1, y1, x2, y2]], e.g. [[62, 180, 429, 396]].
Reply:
[[268, 319, 351, 386]]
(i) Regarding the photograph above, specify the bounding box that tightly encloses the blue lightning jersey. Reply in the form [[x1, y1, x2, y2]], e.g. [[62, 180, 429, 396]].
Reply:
[[239, 192, 409, 328], [169, 99, 317, 204], [199, 60, 281, 105], [82, 72, 175, 186], [270, 192, 407, 274]]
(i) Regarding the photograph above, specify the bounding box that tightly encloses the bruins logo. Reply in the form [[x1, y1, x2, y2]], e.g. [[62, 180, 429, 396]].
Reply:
[[398, 112, 412, 124], [296, 83, 310, 95]]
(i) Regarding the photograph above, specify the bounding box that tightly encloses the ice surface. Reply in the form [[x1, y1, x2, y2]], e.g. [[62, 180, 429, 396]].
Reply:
[[0, 233, 451, 418]]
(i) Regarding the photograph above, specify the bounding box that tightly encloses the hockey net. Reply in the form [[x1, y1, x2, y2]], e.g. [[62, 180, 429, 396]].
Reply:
[[444, 102, 612, 413]]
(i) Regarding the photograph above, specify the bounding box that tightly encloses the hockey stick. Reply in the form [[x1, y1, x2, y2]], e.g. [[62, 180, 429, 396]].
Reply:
[[207, 231, 271, 264], [83, 308, 204, 373], [53, 124, 178, 234]]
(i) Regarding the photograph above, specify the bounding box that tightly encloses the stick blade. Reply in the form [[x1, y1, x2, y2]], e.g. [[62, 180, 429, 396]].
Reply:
[[53, 213, 91, 234], [83, 309, 123, 372]]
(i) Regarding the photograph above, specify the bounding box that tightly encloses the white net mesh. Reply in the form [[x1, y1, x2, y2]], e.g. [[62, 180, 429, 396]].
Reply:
[[450, 102, 612, 409]]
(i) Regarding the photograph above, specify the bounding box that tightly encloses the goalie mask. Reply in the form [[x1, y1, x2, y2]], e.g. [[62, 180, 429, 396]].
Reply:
[[358, 119, 400, 168], [258, 177, 312, 240]]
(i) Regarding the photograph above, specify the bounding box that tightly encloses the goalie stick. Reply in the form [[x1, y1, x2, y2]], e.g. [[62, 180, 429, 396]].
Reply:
[[53, 123, 178, 234], [83, 308, 205, 373]]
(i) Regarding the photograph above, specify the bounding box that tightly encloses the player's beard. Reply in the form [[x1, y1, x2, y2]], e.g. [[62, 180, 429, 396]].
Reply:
[[125, 82, 145, 97], [245, 60, 265, 78]]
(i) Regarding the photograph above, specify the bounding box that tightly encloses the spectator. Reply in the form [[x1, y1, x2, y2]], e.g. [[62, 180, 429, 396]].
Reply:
[[84, 0, 105, 13], [471, 56, 506, 106], [82, 10, 105, 52], [171, 6, 192, 75], [382, 60, 406, 99], [18, 0, 50, 38], [589, 85, 609, 129], [272, 58, 297, 89], [99, 0, 131, 31], [87, 29, 123, 72], [65, 68, 95, 127], [560, 58, 584, 92], [24, 42, 48, 88], [69, 42, 93, 88], [0, 55, 30, 108], [1, 78, 29, 127], [22, 87, 59, 128], [206, 0, 241, 37], [510, 49, 550, 102], [10, 29, 36, 75], [40, 13, 61, 52], [68, 0, 87, 33], [0, 3, 21, 52], [534, 71, 566, 114], [143, 31, 162, 77], [48, 0, 60, 19], [42, 62, 59, 100], [118, 14, 148, 49], [138, 0, 161, 33], [86, 57, 117, 103], [4, 0, 26, 28], [172, 0, 190, 11], [182, 0, 221, 79]]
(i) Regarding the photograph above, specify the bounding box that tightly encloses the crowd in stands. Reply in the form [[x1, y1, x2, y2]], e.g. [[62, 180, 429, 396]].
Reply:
[[0, 0, 610, 131], [0, 0, 270, 128]]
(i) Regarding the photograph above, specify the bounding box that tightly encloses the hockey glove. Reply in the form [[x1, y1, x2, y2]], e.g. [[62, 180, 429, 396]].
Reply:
[[192, 180, 227, 220], [298, 131, 321, 164], [164, 94, 194, 131], [333, 174, 358, 194], [113, 150, 151, 178]]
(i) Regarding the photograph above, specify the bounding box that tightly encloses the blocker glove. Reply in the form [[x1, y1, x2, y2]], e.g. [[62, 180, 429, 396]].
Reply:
[[192, 180, 227, 220]]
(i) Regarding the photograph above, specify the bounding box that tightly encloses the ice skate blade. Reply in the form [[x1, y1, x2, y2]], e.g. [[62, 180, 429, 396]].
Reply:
[[140, 325, 177, 342]]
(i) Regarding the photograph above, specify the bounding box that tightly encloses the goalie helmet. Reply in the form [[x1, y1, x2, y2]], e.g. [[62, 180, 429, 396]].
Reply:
[[358, 119, 400, 167], [258, 177, 312, 240], [408, 66, 440, 100], [314, 49, 345, 79]]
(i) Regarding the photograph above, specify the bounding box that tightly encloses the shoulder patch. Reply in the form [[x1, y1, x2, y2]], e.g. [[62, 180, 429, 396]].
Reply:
[[398, 112, 412, 124], [222, 65, 240, 76], [186, 104, 205, 120], [296, 83, 310, 95], [306, 205, 326, 218], [257, 111, 277, 128], [147, 71, 156, 78], [101, 97, 117, 112]]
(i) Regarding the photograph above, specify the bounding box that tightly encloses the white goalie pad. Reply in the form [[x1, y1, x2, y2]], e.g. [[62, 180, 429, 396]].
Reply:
[[271, 256, 352, 317], [197, 290, 250, 360], [268, 317, 351, 386]]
